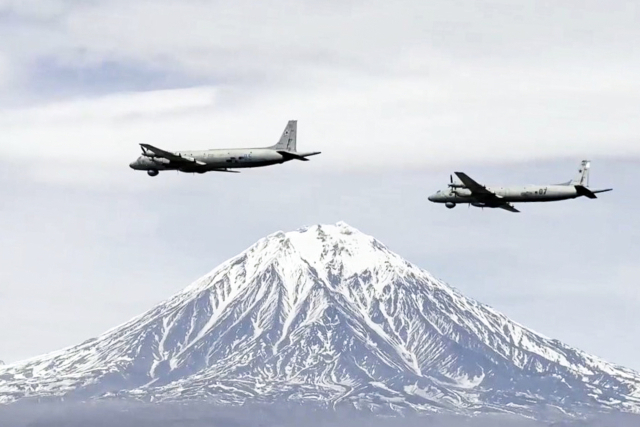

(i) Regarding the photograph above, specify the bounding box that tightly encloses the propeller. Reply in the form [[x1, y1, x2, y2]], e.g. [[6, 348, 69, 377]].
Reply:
[[448, 174, 465, 189]]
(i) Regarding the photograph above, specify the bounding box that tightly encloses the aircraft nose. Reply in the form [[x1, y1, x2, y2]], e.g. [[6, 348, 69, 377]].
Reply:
[[428, 193, 437, 202], [129, 161, 138, 169]]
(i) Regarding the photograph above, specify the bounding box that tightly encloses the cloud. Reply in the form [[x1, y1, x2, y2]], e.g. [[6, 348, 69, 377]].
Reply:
[[0, 53, 12, 89], [12, 0, 639, 75], [1, 0, 638, 87], [1, 67, 639, 187], [0, 0, 637, 186]]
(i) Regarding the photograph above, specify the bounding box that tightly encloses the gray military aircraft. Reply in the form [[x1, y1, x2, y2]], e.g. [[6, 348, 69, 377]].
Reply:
[[428, 160, 612, 213], [129, 120, 320, 176]]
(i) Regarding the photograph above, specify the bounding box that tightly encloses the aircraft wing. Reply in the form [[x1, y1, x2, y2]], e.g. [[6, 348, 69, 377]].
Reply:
[[140, 144, 205, 166], [454, 172, 494, 195], [498, 203, 520, 213], [454, 171, 520, 212]]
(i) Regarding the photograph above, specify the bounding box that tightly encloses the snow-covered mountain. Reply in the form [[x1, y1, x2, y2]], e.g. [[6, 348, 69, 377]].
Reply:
[[1, 222, 639, 418]]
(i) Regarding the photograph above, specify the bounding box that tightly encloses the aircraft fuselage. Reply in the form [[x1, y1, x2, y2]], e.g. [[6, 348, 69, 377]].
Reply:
[[429, 161, 611, 212], [429, 185, 581, 204], [130, 148, 289, 173]]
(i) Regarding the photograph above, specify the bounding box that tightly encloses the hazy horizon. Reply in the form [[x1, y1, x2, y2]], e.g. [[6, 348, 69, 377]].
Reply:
[[2, 400, 639, 427]]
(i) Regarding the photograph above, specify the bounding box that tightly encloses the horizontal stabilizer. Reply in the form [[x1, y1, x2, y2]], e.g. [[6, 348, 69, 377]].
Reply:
[[593, 188, 613, 194], [277, 150, 308, 161], [277, 150, 321, 161], [575, 185, 597, 199]]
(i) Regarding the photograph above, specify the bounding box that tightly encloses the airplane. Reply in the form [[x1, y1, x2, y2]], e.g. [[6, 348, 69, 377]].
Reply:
[[129, 120, 320, 176], [428, 160, 612, 213]]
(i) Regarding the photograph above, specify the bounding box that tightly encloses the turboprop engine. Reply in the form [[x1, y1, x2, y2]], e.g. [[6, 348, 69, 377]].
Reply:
[[453, 188, 472, 197], [151, 157, 171, 165]]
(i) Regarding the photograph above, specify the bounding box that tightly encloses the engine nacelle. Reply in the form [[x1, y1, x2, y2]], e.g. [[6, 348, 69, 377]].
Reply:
[[151, 157, 170, 165], [453, 188, 472, 197], [147, 169, 159, 177], [445, 202, 456, 209]]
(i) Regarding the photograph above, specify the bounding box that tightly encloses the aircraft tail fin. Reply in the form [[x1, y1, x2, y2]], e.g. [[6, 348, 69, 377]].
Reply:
[[270, 120, 297, 151], [569, 160, 591, 186]]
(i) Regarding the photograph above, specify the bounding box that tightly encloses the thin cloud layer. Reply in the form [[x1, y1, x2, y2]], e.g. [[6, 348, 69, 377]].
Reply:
[[1, 70, 639, 183], [0, 0, 637, 184]]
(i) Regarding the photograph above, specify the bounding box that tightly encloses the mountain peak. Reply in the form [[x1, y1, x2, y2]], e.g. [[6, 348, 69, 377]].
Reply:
[[1, 223, 640, 418], [203, 221, 405, 288], [260, 222, 408, 285], [285, 221, 369, 242]]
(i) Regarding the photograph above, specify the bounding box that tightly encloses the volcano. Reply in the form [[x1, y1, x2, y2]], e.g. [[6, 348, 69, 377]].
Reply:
[[1, 222, 639, 419]]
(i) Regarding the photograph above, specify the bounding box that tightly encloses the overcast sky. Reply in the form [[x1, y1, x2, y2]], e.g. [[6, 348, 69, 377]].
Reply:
[[0, 0, 639, 371]]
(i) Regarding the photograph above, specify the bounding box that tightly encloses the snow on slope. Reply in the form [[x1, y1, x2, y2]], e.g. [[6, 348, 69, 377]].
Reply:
[[0, 222, 639, 418]]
